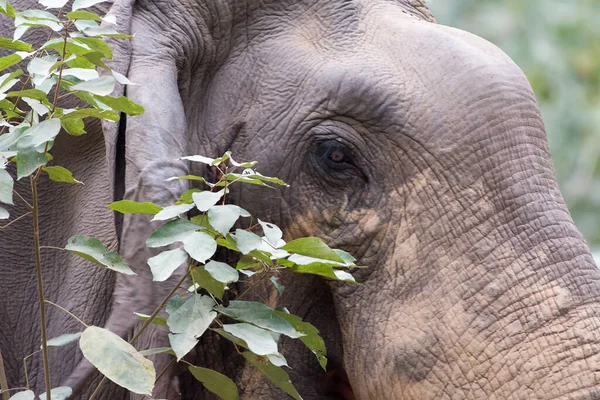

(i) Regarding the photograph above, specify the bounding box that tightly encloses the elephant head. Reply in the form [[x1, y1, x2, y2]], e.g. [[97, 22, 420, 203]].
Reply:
[[97, 0, 600, 398], [2, 0, 599, 399]]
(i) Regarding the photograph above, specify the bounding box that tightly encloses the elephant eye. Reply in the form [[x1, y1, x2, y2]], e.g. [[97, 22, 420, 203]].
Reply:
[[315, 141, 356, 172]]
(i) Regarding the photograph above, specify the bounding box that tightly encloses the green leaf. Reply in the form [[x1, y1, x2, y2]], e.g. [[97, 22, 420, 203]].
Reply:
[[188, 366, 239, 400], [108, 199, 162, 215], [281, 238, 344, 263], [6, 89, 49, 103], [214, 301, 303, 339], [146, 220, 200, 247], [191, 265, 226, 300], [167, 294, 216, 360], [182, 231, 218, 263], [275, 312, 327, 370], [204, 260, 239, 284], [0, 37, 33, 52], [216, 235, 240, 252], [17, 119, 61, 149], [207, 205, 250, 236], [223, 323, 278, 355], [46, 332, 82, 347], [61, 107, 119, 122], [232, 229, 262, 255], [8, 391, 34, 400], [61, 118, 86, 136], [0, 167, 14, 205], [138, 347, 174, 357], [177, 188, 202, 204], [134, 313, 167, 327], [65, 235, 136, 275], [0, 54, 25, 72], [43, 165, 82, 184], [66, 10, 102, 21], [72, 37, 112, 58], [38, 387, 72, 400], [148, 248, 188, 282], [242, 352, 302, 400], [151, 203, 194, 222], [236, 255, 261, 270], [71, 76, 115, 96], [192, 189, 226, 212], [80, 326, 155, 395], [94, 95, 144, 115]]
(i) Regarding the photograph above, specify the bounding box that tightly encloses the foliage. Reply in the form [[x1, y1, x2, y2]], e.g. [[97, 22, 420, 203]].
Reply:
[[0, 1, 361, 399], [429, 0, 600, 255]]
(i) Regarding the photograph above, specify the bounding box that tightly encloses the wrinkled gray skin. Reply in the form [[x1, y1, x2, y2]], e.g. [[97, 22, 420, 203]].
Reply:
[[2, 0, 600, 399]]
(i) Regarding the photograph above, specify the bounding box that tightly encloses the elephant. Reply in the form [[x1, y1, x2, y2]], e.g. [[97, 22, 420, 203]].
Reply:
[[2, 0, 600, 399]]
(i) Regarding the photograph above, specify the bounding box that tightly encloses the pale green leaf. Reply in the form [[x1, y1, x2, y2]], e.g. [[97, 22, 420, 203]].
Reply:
[[65, 235, 135, 275], [214, 301, 303, 339], [182, 231, 217, 263], [275, 311, 327, 370], [148, 248, 188, 282], [223, 323, 278, 356], [38, 387, 72, 400], [229, 154, 257, 168], [8, 391, 34, 400], [192, 189, 226, 212], [16, 147, 48, 179], [207, 205, 250, 236], [0, 167, 13, 205], [39, 0, 69, 9], [232, 229, 262, 255], [151, 203, 194, 222], [333, 270, 356, 283], [146, 220, 200, 247], [46, 332, 82, 347], [71, 76, 114, 96], [108, 199, 162, 215], [72, 0, 108, 11], [0, 206, 8, 219], [270, 276, 284, 295], [188, 366, 239, 400], [333, 249, 356, 265], [166, 294, 216, 360], [43, 165, 82, 184], [266, 353, 288, 367], [22, 98, 49, 116], [258, 219, 283, 247], [80, 326, 155, 395], [242, 352, 302, 400], [111, 70, 136, 85], [61, 68, 100, 81], [281, 237, 344, 263], [204, 260, 238, 284]]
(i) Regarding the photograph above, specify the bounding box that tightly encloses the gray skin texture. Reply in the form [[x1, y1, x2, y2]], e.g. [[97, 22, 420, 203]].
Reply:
[[2, 0, 600, 399]]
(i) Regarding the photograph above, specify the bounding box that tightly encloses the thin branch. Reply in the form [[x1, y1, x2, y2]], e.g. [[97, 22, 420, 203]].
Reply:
[[0, 350, 10, 400], [39, 245, 67, 252], [0, 212, 31, 230], [22, 350, 41, 390], [155, 357, 176, 384], [45, 300, 88, 328], [13, 190, 32, 210]]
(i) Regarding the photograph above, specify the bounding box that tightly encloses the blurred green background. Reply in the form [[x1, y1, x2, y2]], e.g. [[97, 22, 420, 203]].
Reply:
[[428, 0, 600, 260]]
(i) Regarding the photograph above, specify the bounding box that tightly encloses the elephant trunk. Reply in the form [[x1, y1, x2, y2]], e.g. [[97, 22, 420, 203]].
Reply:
[[330, 123, 600, 399]]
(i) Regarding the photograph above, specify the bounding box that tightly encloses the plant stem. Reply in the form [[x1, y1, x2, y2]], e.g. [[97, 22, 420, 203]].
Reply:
[[44, 300, 88, 328], [88, 268, 192, 400], [0, 350, 10, 400], [30, 176, 51, 400]]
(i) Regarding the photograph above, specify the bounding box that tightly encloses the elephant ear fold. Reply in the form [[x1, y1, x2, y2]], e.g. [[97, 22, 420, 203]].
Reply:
[[100, 0, 137, 195], [100, 0, 188, 199]]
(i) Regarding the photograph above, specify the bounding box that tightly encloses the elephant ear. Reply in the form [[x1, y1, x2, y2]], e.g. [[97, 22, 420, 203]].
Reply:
[[63, 1, 193, 397]]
